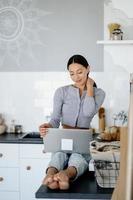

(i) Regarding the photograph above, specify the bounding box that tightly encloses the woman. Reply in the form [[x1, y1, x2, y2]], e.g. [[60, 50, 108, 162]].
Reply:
[[39, 54, 105, 190]]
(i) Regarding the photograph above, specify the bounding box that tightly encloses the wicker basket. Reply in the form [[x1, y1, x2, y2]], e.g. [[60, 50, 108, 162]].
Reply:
[[94, 160, 120, 188]]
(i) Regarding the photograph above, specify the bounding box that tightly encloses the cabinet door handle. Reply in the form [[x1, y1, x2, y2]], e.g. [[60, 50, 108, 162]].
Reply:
[[0, 177, 4, 182], [0, 153, 3, 157], [26, 166, 31, 170], [42, 149, 46, 153]]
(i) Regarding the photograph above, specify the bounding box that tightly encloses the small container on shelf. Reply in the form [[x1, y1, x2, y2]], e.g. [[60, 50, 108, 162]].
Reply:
[[108, 23, 121, 40], [111, 29, 123, 40]]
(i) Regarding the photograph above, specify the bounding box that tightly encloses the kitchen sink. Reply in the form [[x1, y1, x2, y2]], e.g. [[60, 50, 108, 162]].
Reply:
[[19, 132, 41, 139]]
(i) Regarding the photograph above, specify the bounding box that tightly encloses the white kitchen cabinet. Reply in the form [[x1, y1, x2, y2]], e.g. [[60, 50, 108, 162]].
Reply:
[[0, 144, 19, 167], [20, 158, 50, 200], [0, 143, 51, 200], [19, 144, 51, 159], [0, 168, 19, 191], [20, 144, 51, 200], [0, 191, 19, 200], [0, 144, 19, 200]]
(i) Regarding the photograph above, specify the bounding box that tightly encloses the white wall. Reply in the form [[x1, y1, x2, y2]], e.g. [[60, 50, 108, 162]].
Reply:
[[0, 0, 133, 132], [0, 70, 129, 132]]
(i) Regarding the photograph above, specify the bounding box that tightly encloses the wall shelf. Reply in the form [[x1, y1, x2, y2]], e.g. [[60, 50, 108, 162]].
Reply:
[[97, 40, 133, 45]]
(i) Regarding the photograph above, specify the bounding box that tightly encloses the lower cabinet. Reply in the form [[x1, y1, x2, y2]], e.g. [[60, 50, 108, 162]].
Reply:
[[0, 143, 51, 200], [20, 158, 50, 200], [0, 192, 19, 200], [0, 168, 19, 191], [0, 144, 19, 200], [19, 144, 51, 200]]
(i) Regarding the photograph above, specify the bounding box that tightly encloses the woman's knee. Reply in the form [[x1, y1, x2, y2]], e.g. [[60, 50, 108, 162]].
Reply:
[[53, 151, 68, 159], [68, 153, 89, 177]]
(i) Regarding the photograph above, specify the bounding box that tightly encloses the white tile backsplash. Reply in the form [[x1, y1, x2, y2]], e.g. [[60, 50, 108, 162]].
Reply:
[[0, 71, 130, 132]]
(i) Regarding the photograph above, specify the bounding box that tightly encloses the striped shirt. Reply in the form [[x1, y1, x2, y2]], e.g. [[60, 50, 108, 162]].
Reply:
[[49, 85, 105, 128]]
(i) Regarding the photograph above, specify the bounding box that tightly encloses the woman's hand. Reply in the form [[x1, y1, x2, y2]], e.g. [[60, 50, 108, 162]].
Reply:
[[86, 77, 94, 88], [39, 123, 52, 137], [86, 77, 94, 97]]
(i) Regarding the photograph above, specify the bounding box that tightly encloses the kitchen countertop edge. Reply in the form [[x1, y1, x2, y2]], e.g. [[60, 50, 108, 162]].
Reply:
[[0, 132, 43, 144]]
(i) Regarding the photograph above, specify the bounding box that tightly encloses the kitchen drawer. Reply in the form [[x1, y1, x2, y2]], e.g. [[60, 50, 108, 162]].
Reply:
[[20, 158, 50, 200], [0, 168, 19, 191], [20, 144, 51, 159], [0, 144, 19, 167], [0, 191, 19, 200]]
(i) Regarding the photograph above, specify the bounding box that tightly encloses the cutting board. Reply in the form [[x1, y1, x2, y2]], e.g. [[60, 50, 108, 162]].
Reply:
[[111, 127, 128, 200]]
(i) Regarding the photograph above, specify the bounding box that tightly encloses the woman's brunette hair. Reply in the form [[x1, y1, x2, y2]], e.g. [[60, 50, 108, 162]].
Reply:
[[67, 54, 97, 87], [67, 54, 89, 70]]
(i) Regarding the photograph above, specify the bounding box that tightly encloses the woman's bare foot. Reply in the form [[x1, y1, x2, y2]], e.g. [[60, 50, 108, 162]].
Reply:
[[42, 166, 77, 190], [54, 170, 70, 190], [42, 167, 59, 189], [42, 174, 59, 189]]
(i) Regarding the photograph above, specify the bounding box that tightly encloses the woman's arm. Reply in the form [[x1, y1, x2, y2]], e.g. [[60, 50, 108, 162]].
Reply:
[[49, 87, 64, 128], [86, 77, 94, 97], [83, 87, 105, 118]]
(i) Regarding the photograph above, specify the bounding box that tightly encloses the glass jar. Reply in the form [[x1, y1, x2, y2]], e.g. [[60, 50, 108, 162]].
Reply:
[[10, 120, 15, 133], [112, 29, 123, 40], [15, 125, 22, 133]]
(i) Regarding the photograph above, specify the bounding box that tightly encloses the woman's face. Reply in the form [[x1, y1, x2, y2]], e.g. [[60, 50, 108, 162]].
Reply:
[[68, 63, 89, 87]]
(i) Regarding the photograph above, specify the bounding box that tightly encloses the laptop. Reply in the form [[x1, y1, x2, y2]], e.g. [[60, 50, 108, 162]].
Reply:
[[43, 128, 93, 154]]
